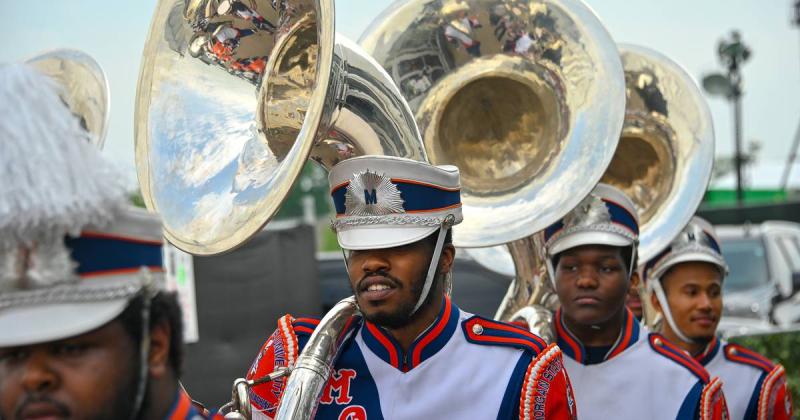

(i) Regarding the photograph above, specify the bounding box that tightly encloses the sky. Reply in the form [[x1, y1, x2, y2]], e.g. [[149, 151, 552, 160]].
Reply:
[[4, 0, 800, 188]]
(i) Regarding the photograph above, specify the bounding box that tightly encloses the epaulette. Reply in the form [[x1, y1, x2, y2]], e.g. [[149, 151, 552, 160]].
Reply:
[[290, 315, 362, 353], [699, 377, 728, 420], [760, 365, 792, 419], [519, 344, 578, 420], [723, 343, 776, 373], [462, 315, 547, 354], [648, 334, 710, 383]]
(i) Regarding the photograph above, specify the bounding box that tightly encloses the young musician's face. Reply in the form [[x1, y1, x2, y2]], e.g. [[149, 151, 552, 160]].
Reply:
[[555, 245, 630, 326], [347, 238, 452, 328], [659, 262, 723, 342], [0, 321, 138, 420]]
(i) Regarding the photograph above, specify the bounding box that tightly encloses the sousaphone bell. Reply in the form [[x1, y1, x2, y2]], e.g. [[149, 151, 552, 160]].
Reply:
[[359, 0, 627, 340], [135, 0, 429, 418]]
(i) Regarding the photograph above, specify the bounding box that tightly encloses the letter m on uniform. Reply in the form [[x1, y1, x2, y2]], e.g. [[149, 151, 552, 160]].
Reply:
[[320, 369, 357, 405], [364, 189, 378, 205]]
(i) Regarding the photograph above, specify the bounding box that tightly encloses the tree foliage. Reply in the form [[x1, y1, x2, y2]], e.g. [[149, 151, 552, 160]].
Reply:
[[730, 331, 800, 406]]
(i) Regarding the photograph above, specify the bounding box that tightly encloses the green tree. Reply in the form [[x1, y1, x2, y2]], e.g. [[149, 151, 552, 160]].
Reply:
[[730, 331, 800, 406]]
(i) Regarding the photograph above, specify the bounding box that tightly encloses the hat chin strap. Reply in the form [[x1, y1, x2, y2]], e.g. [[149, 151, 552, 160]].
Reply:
[[130, 269, 157, 420], [411, 224, 450, 316], [650, 279, 698, 344]]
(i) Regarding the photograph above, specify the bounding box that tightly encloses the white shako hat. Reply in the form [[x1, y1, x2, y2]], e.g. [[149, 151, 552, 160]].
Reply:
[[0, 207, 165, 348], [0, 62, 165, 348], [328, 155, 462, 250], [644, 216, 728, 344], [329, 155, 462, 314], [543, 183, 640, 259], [643, 216, 728, 285]]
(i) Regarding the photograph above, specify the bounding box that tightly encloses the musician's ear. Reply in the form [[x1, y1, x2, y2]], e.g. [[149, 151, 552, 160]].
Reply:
[[439, 244, 455, 274], [148, 318, 171, 378], [650, 287, 663, 314]]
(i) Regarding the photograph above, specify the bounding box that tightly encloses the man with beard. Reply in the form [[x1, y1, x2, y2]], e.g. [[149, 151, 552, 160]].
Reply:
[[244, 156, 577, 419], [0, 60, 220, 420], [644, 216, 793, 420], [544, 183, 728, 419]]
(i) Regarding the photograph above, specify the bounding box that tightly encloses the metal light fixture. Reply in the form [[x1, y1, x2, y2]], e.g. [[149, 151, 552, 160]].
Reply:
[[702, 31, 751, 204]]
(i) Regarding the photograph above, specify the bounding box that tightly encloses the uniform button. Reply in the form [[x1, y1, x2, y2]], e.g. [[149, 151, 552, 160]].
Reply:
[[472, 323, 484, 335], [654, 338, 662, 346]]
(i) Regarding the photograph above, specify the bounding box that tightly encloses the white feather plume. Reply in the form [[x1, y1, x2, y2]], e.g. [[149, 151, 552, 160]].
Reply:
[[0, 63, 126, 244]]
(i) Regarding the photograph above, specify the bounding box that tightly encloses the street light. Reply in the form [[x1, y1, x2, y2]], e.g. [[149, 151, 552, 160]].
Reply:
[[701, 74, 733, 97], [794, 0, 800, 26], [702, 30, 751, 205]]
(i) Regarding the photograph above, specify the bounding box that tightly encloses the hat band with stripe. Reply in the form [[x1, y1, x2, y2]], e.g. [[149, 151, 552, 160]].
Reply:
[[331, 178, 461, 217], [643, 230, 726, 284], [0, 231, 164, 310], [544, 197, 639, 248]]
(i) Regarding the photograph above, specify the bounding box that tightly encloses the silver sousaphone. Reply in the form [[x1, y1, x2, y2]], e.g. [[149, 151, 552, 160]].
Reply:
[[359, 0, 626, 341], [26, 49, 110, 148], [608, 44, 714, 326], [465, 44, 715, 330], [135, 0, 427, 418]]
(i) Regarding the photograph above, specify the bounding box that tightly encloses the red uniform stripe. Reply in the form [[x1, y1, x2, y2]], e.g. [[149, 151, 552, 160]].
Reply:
[[477, 319, 547, 348], [726, 348, 773, 372], [412, 297, 452, 366], [81, 231, 163, 246], [607, 310, 634, 360], [168, 391, 192, 420], [294, 326, 315, 335], [80, 266, 164, 278], [730, 345, 774, 368], [651, 335, 709, 382], [391, 178, 461, 192], [467, 334, 541, 352], [556, 311, 583, 362], [694, 337, 719, 364], [331, 181, 349, 193], [294, 318, 321, 326], [366, 322, 399, 368], [338, 316, 357, 345], [662, 348, 709, 381]]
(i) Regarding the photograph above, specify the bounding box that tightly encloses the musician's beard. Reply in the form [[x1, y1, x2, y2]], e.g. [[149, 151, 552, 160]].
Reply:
[[358, 272, 440, 330]]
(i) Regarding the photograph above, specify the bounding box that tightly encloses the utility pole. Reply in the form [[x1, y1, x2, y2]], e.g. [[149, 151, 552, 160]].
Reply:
[[703, 31, 751, 205], [780, 1, 800, 190]]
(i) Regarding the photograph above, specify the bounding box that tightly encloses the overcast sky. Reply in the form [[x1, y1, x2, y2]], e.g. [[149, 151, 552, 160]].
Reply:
[[4, 0, 799, 188]]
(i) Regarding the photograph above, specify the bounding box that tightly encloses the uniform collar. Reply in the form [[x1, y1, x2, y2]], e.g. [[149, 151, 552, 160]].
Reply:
[[361, 296, 459, 372], [166, 389, 196, 420], [693, 336, 721, 366], [555, 307, 640, 365]]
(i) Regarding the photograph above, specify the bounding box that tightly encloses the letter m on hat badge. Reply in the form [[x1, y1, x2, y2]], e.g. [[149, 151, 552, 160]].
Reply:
[[344, 170, 404, 216]]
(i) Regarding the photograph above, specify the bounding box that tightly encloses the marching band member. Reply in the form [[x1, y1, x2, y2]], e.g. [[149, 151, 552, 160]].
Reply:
[[246, 156, 577, 419], [0, 61, 220, 420], [544, 183, 728, 419], [645, 216, 793, 420]]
